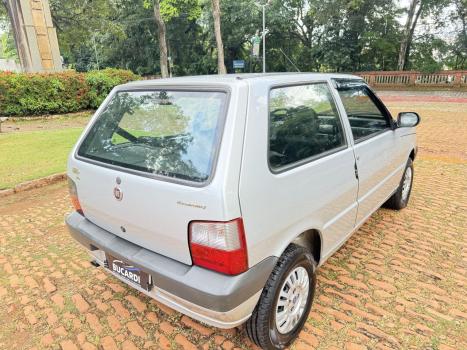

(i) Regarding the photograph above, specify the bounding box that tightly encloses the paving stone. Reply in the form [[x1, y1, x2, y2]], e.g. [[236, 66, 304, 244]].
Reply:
[[0, 100, 465, 349], [127, 320, 147, 338]]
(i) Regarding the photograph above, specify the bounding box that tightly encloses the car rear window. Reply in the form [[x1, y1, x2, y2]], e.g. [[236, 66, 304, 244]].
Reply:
[[77, 90, 227, 183]]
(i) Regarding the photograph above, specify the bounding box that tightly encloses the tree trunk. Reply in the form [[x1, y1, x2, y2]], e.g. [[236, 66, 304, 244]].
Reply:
[[456, 0, 467, 69], [404, 2, 424, 70], [398, 0, 420, 71], [2, 0, 33, 71], [211, 0, 226, 74], [153, 0, 169, 78]]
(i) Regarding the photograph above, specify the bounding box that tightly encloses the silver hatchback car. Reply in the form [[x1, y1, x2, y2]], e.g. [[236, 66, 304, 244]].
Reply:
[[66, 73, 420, 349]]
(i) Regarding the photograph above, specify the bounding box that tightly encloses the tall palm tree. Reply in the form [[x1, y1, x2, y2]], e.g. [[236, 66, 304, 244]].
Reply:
[[153, 0, 169, 78], [211, 0, 226, 74]]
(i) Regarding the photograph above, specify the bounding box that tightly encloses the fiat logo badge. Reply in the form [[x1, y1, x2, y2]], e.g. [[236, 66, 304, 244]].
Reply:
[[113, 187, 123, 201]]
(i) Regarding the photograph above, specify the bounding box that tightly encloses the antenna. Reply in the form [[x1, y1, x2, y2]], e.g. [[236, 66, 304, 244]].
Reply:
[[279, 48, 301, 72]]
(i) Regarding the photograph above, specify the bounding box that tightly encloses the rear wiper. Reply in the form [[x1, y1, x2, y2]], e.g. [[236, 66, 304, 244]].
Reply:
[[114, 129, 188, 147], [116, 127, 138, 143]]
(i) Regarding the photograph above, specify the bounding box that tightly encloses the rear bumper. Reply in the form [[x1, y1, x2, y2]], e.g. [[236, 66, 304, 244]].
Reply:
[[65, 212, 277, 328]]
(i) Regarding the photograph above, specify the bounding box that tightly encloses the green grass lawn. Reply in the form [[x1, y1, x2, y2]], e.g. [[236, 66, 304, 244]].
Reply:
[[0, 128, 84, 190]]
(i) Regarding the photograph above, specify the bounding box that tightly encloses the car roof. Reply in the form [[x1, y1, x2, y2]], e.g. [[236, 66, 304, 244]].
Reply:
[[120, 72, 363, 89]]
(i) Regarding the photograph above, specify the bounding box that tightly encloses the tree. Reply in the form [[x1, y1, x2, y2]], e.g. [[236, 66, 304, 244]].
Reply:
[[1, 32, 18, 59], [0, 4, 17, 59], [35, 0, 464, 75], [147, 0, 202, 77], [398, 0, 422, 70], [397, 0, 450, 70], [153, 0, 169, 77], [211, 0, 226, 74], [409, 34, 445, 72], [49, 0, 120, 71], [447, 0, 467, 69]]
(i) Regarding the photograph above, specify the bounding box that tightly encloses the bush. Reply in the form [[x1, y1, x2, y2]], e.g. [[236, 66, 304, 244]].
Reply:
[[0, 68, 140, 116], [86, 68, 140, 109]]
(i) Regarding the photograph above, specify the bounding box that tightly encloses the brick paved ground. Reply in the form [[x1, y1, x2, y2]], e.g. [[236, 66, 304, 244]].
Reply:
[[377, 90, 467, 98], [0, 101, 466, 350], [376, 90, 467, 104]]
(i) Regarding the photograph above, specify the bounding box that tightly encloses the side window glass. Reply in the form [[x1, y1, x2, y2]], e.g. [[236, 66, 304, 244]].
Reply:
[[269, 83, 346, 170], [337, 86, 390, 141]]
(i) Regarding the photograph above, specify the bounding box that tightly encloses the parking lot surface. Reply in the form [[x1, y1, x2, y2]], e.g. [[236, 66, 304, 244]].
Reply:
[[0, 99, 465, 349]]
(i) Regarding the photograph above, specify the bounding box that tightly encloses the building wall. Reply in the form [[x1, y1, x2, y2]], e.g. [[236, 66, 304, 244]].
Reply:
[[28, 0, 61, 70], [7, 0, 61, 72], [0, 58, 22, 72]]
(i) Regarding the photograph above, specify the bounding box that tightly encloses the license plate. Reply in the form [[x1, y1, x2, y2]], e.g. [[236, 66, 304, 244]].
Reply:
[[106, 254, 151, 291]]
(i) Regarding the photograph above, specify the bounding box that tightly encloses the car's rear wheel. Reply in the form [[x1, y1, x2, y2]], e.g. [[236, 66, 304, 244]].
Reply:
[[384, 158, 414, 210], [246, 244, 316, 349]]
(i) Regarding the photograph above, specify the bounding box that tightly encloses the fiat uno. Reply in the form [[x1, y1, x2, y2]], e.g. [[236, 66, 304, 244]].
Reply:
[[66, 73, 420, 349]]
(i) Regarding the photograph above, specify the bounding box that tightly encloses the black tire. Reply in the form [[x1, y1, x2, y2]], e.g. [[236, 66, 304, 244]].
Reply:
[[383, 158, 414, 210], [246, 244, 317, 350]]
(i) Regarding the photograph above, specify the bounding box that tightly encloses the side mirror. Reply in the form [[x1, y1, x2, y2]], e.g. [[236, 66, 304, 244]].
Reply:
[[397, 112, 420, 128]]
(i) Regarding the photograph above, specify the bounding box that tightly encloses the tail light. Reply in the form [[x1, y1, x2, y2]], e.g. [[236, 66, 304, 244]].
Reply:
[[67, 177, 84, 216], [189, 218, 248, 275]]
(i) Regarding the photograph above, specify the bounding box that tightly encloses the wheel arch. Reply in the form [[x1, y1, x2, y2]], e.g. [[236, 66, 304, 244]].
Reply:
[[290, 229, 322, 265], [409, 147, 417, 161]]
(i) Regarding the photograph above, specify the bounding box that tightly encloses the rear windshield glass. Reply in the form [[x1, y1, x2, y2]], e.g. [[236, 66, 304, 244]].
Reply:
[[77, 90, 227, 183]]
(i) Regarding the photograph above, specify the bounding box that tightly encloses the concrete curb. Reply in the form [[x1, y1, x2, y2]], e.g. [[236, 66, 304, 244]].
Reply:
[[0, 173, 67, 198]]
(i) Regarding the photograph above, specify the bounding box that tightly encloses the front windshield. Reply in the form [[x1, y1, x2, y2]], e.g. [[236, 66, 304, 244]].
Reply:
[[77, 90, 227, 183]]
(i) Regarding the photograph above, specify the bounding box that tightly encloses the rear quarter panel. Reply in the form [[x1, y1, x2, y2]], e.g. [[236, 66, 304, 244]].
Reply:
[[239, 79, 359, 267]]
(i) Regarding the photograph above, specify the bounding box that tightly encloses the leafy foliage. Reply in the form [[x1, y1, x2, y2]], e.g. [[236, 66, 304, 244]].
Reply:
[[85, 68, 140, 108], [2, 0, 466, 74], [0, 31, 17, 60], [0, 4, 16, 60], [143, 0, 201, 21], [0, 69, 140, 116]]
